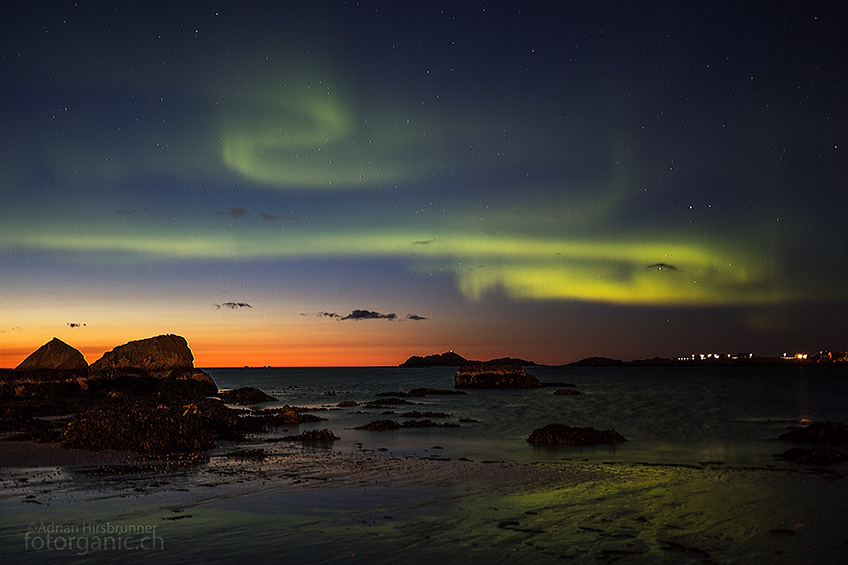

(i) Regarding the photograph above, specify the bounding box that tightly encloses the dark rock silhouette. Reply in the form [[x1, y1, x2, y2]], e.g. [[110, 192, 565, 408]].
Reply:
[[778, 421, 848, 445], [399, 352, 537, 368], [15, 338, 88, 373], [526, 423, 627, 445], [400, 351, 470, 367], [455, 364, 541, 389], [220, 387, 277, 405]]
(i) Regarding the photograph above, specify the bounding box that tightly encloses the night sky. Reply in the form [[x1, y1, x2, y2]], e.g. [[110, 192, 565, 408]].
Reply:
[[2, 1, 846, 367]]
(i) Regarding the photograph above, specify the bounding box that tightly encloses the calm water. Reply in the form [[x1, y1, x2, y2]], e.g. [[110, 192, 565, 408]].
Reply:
[[206, 364, 848, 469]]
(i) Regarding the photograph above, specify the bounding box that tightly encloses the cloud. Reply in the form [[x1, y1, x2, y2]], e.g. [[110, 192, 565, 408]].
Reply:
[[218, 207, 249, 218], [216, 302, 252, 309], [67, 322, 86, 328], [342, 309, 397, 320], [320, 310, 425, 321], [320, 309, 397, 320]]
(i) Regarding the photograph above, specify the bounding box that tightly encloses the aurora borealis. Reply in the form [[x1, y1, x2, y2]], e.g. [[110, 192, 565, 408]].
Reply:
[[2, 1, 846, 366]]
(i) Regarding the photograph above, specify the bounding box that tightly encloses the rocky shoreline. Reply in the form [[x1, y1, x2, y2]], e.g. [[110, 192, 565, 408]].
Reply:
[[0, 335, 323, 458]]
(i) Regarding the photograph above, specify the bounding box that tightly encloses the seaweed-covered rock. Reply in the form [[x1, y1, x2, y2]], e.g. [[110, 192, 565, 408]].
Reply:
[[15, 338, 89, 373], [778, 447, 848, 465], [455, 364, 541, 389], [526, 423, 627, 446], [778, 421, 848, 445], [281, 429, 340, 442], [219, 387, 277, 405], [62, 400, 214, 454], [261, 405, 326, 426]]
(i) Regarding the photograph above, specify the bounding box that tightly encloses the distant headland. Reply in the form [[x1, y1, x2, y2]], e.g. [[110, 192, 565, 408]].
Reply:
[[399, 349, 848, 368], [398, 351, 537, 368]]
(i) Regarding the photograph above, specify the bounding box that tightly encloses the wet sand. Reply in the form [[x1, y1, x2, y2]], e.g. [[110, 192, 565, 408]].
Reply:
[[2, 436, 848, 563], [0, 436, 152, 469]]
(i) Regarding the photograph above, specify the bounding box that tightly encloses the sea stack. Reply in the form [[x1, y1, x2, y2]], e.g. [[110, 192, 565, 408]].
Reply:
[[454, 363, 542, 389]]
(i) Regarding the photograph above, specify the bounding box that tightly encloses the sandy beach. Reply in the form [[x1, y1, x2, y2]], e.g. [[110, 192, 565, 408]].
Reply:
[[3, 433, 848, 564]]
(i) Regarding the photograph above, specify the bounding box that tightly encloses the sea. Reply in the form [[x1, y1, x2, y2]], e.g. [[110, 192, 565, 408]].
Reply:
[[205, 364, 848, 470], [3, 364, 848, 564]]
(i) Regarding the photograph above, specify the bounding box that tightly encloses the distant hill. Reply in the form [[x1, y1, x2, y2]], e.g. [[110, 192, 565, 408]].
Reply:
[[568, 356, 626, 366], [399, 352, 537, 368], [399, 352, 470, 367]]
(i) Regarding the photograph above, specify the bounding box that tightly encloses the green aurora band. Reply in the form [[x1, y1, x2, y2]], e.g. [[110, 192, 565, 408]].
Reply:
[[6, 225, 781, 307]]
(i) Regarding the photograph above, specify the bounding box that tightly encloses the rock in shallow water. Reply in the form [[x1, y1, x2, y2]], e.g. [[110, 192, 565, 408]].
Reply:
[[778, 421, 848, 445], [454, 364, 541, 389], [219, 387, 277, 405], [526, 423, 627, 446]]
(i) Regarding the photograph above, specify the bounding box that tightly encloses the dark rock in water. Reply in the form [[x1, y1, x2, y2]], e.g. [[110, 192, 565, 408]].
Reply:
[[354, 419, 460, 431], [219, 387, 277, 405], [337, 400, 359, 407], [90, 334, 195, 377], [399, 351, 470, 367], [260, 405, 326, 426], [281, 429, 340, 442], [553, 389, 582, 396], [354, 419, 403, 431], [366, 397, 415, 406], [400, 411, 452, 419], [62, 400, 214, 454], [455, 364, 541, 389], [778, 421, 848, 445], [15, 338, 89, 373], [778, 447, 848, 465], [527, 423, 627, 445]]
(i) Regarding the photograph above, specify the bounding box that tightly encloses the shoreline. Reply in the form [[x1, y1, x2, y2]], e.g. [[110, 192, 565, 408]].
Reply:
[[3, 439, 847, 564]]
